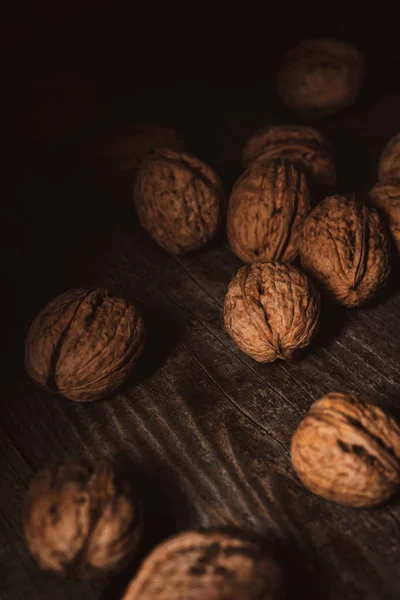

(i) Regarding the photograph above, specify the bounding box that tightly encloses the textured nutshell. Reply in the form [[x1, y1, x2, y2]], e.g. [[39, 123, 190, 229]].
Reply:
[[291, 393, 400, 507], [242, 124, 336, 187], [23, 459, 143, 578], [378, 133, 400, 183], [25, 288, 145, 402], [227, 159, 310, 263], [134, 148, 225, 254], [369, 182, 400, 254], [300, 195, 391, 307], [277, 38, 365, 117], [122, 530, 283, 599], [224, 262, 320, 363]]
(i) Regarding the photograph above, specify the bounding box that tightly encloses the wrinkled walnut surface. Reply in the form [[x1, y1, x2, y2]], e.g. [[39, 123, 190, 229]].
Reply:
[[25, 288, 145, 402], [277, 38, 365, 117], [291, 393, 400, 507], [23, 459, 142, 578], [224, 262, 320, 363], [134, 148, 225, 254], [122, 530, 282, 600], [369, 182, 400, 254], [378, 133, 400, 183], [300, 195, 391, 307], [227, 159, 310, 263]]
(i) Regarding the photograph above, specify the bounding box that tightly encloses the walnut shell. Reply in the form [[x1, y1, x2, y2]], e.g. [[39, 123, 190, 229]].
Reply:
[[300, 195, 391, 307], [378, 133, 400, 183], [277, 38, 365, 117], [25, 288, 145, 402], [291, 393, 400, 507], [227, 159, 310, 263], [122, 530, 283, 599], [133, 148, 225, 254], [242, 124, 336, 187], [224, 262, 320, 363], [369, 182, 400, 255], [23, 459, 143, 578]]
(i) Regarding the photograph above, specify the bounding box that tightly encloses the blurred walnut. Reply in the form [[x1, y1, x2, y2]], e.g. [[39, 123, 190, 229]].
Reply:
[[227, 159, 310, 263], [369, 182, 400, 254], [291, 393, 400, 507], [134, 148, 225, 254], [300, 195, 391, 307], [224, 262, 320, 363], [24, 459, 142, 578], [122, 530, 283, 599], [277, 38, 365, 117], [378, 133, 400, 183], [25, 288, 145, 402], [242, 124, 336, 187]]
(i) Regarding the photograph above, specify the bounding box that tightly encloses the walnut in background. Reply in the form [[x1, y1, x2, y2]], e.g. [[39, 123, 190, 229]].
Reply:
[[369, 182, 400, 255], [378, 132, 400, 183]]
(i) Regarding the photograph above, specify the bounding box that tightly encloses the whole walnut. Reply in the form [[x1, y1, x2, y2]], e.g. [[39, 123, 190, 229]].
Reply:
[[291, 393, 400, 507], [134, 148, 225, 254], [369, 182, 400, 254], [242, 124, 336, 187], [378, 133, 400, 183], [224, 262, 320, 363], [277, 38, 365, 117], [122, 530, 283, 600], [23, 459, 143, 578], [25, 288, 145, 402], [227, 159, 310, 263], [300, 195, 391, 307]]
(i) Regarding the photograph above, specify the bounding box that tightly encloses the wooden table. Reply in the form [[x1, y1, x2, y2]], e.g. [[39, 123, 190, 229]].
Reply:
[[1, 85, 400, 600]]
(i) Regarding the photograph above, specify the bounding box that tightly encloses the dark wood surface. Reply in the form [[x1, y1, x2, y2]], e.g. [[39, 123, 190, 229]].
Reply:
[[1, 84, 400, 600]]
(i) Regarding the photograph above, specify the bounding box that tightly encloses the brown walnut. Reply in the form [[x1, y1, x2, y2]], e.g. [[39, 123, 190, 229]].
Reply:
[[277, 38, 365, 117], [227, 159, 310, 263], [369, 181, 400, 254], [25, 288, 145, 402], [122, 530, 283, 599], [224, 262, 320, 363], [291, 392, 400, 507], [133, 148, 225, 254], [23, 459, 143, 578], [378, 133, 400, 183], [300, 195, 391, 307], [242, 124, 336, 187]]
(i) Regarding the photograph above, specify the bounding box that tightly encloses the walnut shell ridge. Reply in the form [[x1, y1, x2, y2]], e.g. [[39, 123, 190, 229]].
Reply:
[[378, 133, 400, 183], [133, 148, 226, 254], [227, 159, 310, 263], [224, 262, 320, 363], [122, 530, 283, 600], [369, 181, 400, 254], [291, 393, 400, 507], [25, 288, 145, 402], [277, 38, 365, 117], [23, 459, 143, 578], [300, 195, 391, 307]]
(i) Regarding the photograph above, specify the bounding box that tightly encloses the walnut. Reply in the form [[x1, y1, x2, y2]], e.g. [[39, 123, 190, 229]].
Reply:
[[227, 159, 310, 263], [122, 530, 283, 599], [378, 133, 400, 183], [369, 182, 400, 254], [133, 148, 225, 254], [24, 288, 145, 402], [277, 38, 365, 117], [242, 124, 336, 187], [291, 393, 400, 507], [224, 262, 320, 363], [23, 459, 143, 578]]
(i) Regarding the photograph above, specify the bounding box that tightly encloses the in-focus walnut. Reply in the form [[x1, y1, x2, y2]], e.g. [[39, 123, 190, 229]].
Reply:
[[224, 262, 320, 363], [291, 392, 400, 507], [122, 530, 283, 600], [25, 288, 145, 402], [133, 148, 225, 254], [227, 159, 310, 263], [300, 195, 391, 307], [277, 38, 365, 117], [23, 459, 142, 578], [369, 182, 400, 255], [378, 133, 400, 183], [242, 124, 336, 187]]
